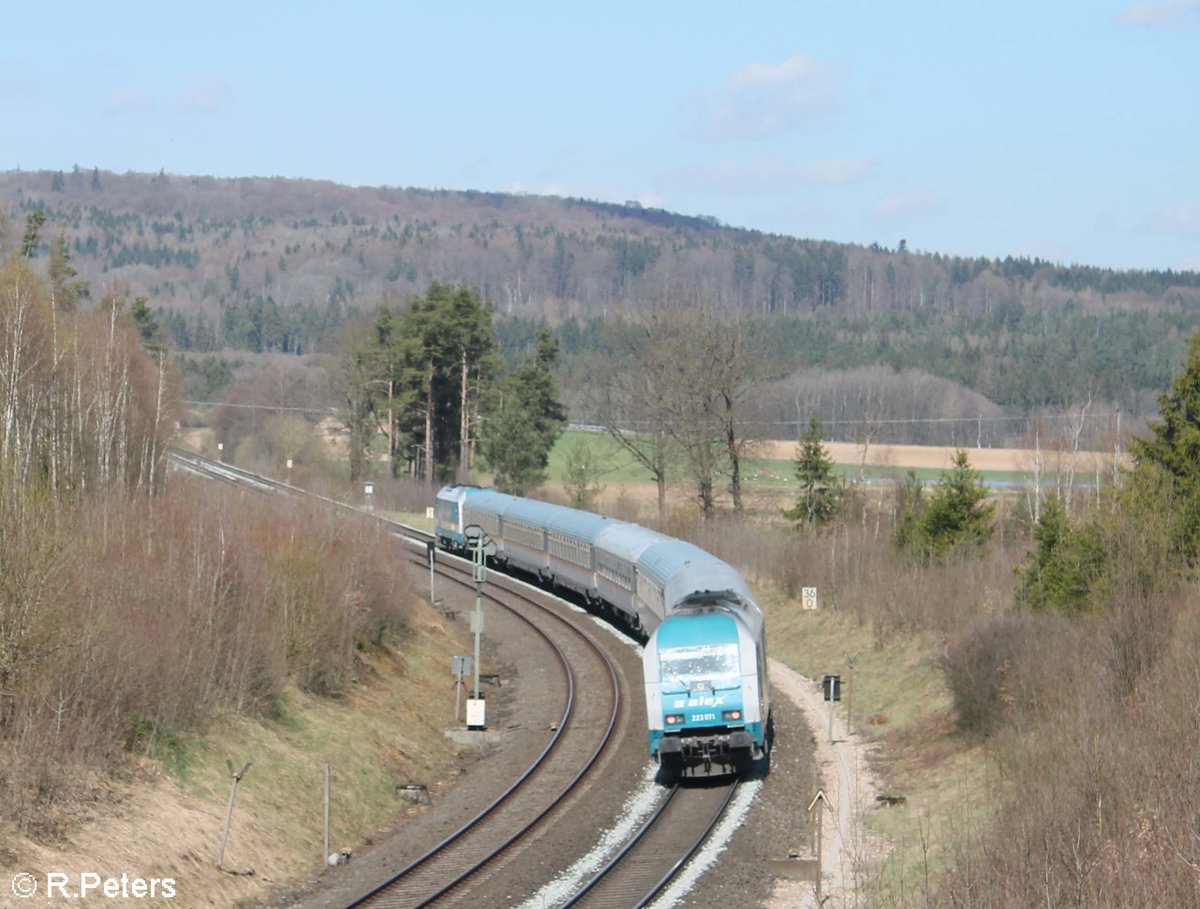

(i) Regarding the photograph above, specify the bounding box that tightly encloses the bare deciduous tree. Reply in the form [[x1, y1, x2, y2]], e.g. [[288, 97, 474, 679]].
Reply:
[[581, 313, 681, 524]]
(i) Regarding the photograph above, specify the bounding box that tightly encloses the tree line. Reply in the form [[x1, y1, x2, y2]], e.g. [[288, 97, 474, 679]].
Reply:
[[2, 217, 171, 501], [340, 281, 566, 493], [7, 170, 1200, 443]]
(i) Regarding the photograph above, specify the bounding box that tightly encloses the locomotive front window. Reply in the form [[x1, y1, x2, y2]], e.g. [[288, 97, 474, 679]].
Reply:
[[659, 643, 739, 691]]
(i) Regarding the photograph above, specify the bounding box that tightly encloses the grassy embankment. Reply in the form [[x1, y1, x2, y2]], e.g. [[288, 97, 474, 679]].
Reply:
[[8, 631, 467, 908], [1, 479, 474, 908], [765, 597, 993, 904]]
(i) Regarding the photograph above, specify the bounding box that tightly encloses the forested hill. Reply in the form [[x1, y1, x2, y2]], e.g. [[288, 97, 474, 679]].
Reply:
[[4, 168, 1200, 359]]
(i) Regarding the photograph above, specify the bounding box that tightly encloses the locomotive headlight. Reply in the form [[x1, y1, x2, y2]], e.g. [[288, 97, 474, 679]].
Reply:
[[722, 709, 742, 722], [665, 714, 685, 726]]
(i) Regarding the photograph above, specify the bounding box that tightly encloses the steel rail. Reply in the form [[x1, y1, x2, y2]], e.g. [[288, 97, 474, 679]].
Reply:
[[349, 558, 622, 908], [562, 780, 739, 909], [169, 450, 628, 909]]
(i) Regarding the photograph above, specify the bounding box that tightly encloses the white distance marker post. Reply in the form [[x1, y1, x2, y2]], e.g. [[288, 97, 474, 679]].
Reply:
[[808, 789, 831, 903], [427, 540, 437, 604]]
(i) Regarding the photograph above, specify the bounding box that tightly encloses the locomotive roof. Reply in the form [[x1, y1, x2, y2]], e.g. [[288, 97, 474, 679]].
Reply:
[[665, 561, 763, 629], [461, 487, 522, 515], [435, 484, 472, 504]]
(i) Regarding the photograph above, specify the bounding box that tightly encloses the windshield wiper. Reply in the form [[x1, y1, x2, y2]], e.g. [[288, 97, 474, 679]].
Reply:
[[666, 673, 690, 692]]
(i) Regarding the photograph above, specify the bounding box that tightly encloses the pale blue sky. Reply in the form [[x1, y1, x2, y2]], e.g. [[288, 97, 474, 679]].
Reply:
[[3, 1, 1197, 271]]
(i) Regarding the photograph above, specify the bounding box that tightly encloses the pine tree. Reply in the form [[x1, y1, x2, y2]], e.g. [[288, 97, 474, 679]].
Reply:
[[48, 234, 89, 312], [21, 210, 46, 258], [892, 469, 926, 554], [358, 308, 410, 478], [1129, 329, 1200, 557], [1016, 495, 1104, 613], [345, 283, 495, 482], [396, 282, 489, 483], [783, 415, 843, 527], [130, 297, 166, 356], [901, 448, 995, 561], [480, 329, 567, 494]]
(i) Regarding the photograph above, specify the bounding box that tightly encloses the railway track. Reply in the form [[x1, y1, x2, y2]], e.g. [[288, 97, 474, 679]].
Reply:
[[169, 449, 749, 909], [561, 779, 739, 909], [169, 448, 281, 491], [349, 558, 622, 908]]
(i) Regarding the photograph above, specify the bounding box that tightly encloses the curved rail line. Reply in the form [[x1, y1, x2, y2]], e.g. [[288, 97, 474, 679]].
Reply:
[[561, 779, 739, 909], [349, 556, 622, 908], [169, 450, 633, 908]]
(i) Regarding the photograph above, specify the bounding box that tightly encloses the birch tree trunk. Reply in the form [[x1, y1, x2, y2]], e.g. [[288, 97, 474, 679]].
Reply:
[[459, 349, 469, 482], [424, 355, 435, 485]]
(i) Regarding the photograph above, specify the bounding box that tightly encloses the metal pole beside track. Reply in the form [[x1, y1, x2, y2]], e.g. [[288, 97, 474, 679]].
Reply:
[[218, 759, 252, 870], [465, 525, 488, 730], [844, 651, 859, 735], [473, 545, 483, 700]]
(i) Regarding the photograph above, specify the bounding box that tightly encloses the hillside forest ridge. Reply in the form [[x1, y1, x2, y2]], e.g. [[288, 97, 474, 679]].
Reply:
[[2, 168, 1199, 457]]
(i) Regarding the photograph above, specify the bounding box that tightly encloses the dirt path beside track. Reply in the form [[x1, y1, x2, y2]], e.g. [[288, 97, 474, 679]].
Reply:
[[766, 659, 882, 909]]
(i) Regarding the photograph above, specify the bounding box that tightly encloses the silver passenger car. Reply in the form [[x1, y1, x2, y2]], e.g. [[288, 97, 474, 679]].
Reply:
[[495, 497, 559, 577], [593, 523, 672, 630], [545, 507, 613, 600], [461, 488, 519, 552]]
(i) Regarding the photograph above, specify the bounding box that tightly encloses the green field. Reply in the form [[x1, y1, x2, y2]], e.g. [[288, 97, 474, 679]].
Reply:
[[546, 430, 1042, 492]]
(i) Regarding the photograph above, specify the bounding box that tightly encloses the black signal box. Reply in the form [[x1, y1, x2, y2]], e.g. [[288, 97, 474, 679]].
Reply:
[[822, 674, 841, 702]]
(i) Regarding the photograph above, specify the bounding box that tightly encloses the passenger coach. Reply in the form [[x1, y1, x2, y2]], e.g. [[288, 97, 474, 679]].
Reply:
[[433, 484, 772, 777]]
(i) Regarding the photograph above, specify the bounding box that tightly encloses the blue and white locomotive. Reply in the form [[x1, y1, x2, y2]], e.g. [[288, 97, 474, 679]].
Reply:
[[434, 484, 771, 777], [642, 564, 769, 777]]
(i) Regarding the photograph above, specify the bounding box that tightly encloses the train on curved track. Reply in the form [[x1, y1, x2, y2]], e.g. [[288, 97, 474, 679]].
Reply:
[[434, 484, 771, 778]]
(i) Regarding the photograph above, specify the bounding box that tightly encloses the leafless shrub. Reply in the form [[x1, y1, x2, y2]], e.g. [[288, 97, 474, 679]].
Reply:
[[1100, 589, 1180, 699], [684, 507, 1020, 643], [918, 580, 1200, 907], [605, 488, 645, 524], [0, 478, 416, 838], [936, 614, 1036, 737]]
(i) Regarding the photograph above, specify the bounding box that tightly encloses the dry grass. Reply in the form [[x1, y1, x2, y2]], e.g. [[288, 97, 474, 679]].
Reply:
[[761, 587, 1000, 907], [755, 440, 1126, 476], [702, 465, 1200, 907], [0, 475, 425, 838], [2, 626, 467, 907]]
